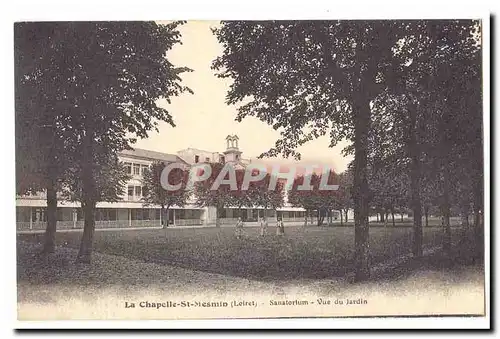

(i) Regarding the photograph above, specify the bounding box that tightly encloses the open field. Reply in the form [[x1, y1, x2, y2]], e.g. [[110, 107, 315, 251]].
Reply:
[[17, 224, 485, 319], [17, 224, 459, 281], [16, 235, 485, 320]]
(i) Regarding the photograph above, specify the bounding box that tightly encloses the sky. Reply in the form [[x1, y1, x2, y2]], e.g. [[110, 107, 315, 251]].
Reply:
[[135, 21, 353, 173]]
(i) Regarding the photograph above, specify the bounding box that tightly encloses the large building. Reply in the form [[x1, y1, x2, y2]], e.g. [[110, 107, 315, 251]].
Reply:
[[16, 136, 347, 231]]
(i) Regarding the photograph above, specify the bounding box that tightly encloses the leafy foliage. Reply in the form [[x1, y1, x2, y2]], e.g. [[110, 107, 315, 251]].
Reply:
[[213, 21, 407, 160], [193, 162, 233, 211], [142, 161, 191, 210], [288, 171, 340, 211], [248, 172, 285, 211], [62, 153, 131, 203], [15, 21, 193, 262]]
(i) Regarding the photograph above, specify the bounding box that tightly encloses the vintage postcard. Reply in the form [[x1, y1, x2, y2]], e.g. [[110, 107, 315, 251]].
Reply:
[[13, 15, 489, 329]]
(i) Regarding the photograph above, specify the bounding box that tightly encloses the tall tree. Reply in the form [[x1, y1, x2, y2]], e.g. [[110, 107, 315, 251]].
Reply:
[[226, 168, 253, 219], [377, 20, 481, 256], [141, 161, 191, 227], [15, 23, 75, 253], [213, 21, 407, 281], [288, 171, 339, 226], [247, 171, 285, 219], [16, 22, 193, 263], [62, 153, 130, 208], [193, 162, 233, 226], [337, 168, 354, 225], [415, 21, 481, 255]]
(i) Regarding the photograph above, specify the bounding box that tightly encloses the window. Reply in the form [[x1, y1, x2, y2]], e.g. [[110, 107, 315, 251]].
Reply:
[[76, 208, 83, 221], [125, 162, 132, 174], [205, 157, 210, 163], [57, 208, 64, 222], [220, 155, 225, 163], [97, 209, 117, 221], [127, 186, 134, 200], [142, 186, 149, 197], [141, 164, 149, 175], [133, 164, 140, 175], [142, 209, 152, 220], [95, 209, 103, 221], [236, 154, 240, 160], [32, 208, 47, 222], [108, 209, 117, 221], [194, 155, 199, 163], [131, 209, 142, 220], [135, 186, 142, 197]]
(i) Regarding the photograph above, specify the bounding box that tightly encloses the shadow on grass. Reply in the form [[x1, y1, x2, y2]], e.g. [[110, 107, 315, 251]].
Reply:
[[17, 226, 485, 306], [17, 226, 474, 283], [370, 228, 484, 284]]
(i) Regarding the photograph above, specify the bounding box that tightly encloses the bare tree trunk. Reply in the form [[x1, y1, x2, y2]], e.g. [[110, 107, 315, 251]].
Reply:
[[400, 211, 404, 222], [317, 209, 324, 226], [76, 200, 96, 263], [340, 209, 343, 226], [442, 162, 452, 257], [165, 206, 170, 228], [391, 207, 395, 228], [472, 179, 483, 254], [161, 204, 166, 228], [344, 209, 348, 223], [76, 108, 97, 264], [379, 211, 385, 222], [215, 205, 222, 227], [77, 134, 97, 264], [459, 203, 470, 245], [41, 123, 58, 255], [42, 176, 58, 254], [424, 206, 429, 227], [472, 201, 482, 260], [409, 102, 423, 258], [471, 148, 483, 252], [353, 94, 371, 282], [473, 208, 480, 234], [460, 205, 469, 229]]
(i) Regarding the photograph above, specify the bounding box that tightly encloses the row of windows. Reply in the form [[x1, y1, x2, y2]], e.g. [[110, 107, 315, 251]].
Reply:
[[127, 185, 149, 199], [17, 207, 84, 222], [16, 207, 204, 222], [194, 155, 211, 163], [216, 209, 332, 222], [124, 162, 150, 176], [194, 155, 227, 163], [17, 207, 340, 224]]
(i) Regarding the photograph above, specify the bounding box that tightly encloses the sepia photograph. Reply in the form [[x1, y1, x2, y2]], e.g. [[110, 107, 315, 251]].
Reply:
[[13, 16, 489, 328]]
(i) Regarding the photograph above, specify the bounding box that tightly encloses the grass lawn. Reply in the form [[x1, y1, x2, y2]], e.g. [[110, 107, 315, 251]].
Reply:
[[17, 225, 452, 281]]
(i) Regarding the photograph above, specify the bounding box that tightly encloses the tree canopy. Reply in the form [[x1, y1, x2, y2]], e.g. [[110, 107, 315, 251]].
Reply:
[[15, 21, 193, 261]]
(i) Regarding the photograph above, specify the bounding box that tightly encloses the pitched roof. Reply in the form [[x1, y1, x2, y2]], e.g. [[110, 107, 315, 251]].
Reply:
[[179, 147, 222, 155], [120, 148, 187, 164]]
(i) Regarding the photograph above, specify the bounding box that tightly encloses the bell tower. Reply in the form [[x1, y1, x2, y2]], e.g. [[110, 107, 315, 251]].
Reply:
[[223, 135, 242, 163]]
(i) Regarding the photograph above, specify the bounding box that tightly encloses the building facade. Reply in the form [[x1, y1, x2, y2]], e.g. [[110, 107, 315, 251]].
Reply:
[[16, 136, 350, 231]]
